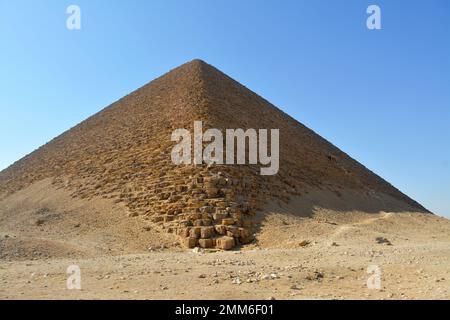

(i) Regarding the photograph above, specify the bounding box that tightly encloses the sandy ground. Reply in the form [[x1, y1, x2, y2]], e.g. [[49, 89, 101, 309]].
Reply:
[[1, 180, 449, 300]]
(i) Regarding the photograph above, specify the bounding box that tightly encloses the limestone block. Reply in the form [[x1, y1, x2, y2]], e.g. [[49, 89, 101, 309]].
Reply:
[[163, 215, 174, 222], [238, 227, 251, 238], [193, 219, 203, 226], [216, 236, 235, 250], [189, 226, 201, 239], [198, 238, 213, 248], [226, 226, 240, 237], [200, 226, 215, 239], [199, 206, 214, 214], [183, 237, 197, 248], [213, 211, 228, 221], [222, 218, 235, 225], [205, 187, 219, 198], [201, 219, 212, 226], [151, 216, 164, 223], [214, 224, 227, 235], [177, 227, 190, 238]]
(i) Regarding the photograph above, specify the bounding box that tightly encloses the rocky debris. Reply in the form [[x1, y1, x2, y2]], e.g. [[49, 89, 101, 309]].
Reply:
[[305, 271, 324, 281], [34, 208, 50, 215], [147, 244, 168, 252], [259, 273, 279, 281], [152, 171, 259, 250], [192, 247, 203, 254], [203, 258, 255, 267], [232, 277, 241, 285], [375, 237, 392, 245], [298, 240, 310, 247], [260, 274, 271, 280]]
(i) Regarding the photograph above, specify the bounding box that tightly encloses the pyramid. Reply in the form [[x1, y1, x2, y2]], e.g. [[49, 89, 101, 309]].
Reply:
[[0, 59, 428, 250]]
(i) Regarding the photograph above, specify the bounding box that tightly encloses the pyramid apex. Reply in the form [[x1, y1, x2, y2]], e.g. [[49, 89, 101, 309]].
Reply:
[[189, 58, 208, 65], [182, 58, 214, 71], [170, 59, 213, 74]]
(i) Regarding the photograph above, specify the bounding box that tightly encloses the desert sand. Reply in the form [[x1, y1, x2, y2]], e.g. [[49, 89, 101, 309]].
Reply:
[[1, 179, 449, 300]]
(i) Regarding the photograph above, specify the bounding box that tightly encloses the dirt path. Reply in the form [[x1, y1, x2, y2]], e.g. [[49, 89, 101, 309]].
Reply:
[[331, 212, 393, 238]]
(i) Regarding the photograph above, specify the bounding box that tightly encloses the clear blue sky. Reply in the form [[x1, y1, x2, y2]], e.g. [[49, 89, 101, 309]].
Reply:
[[1, 1, 449, 217]]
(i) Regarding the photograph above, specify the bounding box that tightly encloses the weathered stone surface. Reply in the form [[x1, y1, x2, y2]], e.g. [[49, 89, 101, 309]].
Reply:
[[239, 227, 251, 238], [216, 236, 235, 250], [226, 225, 240, 237], [151, 216, 164, 223], [222, 218, 235, 225], [214, 224, 227, 235], [213, 211, 228, 221], [240, 234, 254, 244], [199, 206, 214, 214], [183, 237, 197, 248], [201, 219, 212, 226], [205, 187, 219, 198], [164, 215, 174, 222], [177, 227, 190, 238], [200, 226, 215, 239], [189, 226, 201, 239], [198, 238, 213, 248]]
